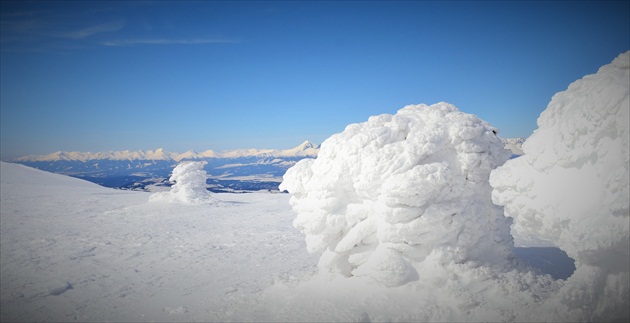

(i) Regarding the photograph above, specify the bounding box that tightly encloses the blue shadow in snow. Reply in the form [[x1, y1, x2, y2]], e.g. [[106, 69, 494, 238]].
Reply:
[[514, 247, 576, 280]]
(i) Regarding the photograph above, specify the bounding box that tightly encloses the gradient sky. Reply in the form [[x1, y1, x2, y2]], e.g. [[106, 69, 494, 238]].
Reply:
[[1, 1, 629, 159]]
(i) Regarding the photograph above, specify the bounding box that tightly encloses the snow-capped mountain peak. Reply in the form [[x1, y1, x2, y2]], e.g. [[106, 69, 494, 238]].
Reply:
[[11, 141, 321, 162], [296, 140, 318, 150]]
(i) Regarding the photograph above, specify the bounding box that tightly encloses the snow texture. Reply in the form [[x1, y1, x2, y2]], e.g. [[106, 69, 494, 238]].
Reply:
[[150, 161, 217, 204], [490, 51, 630, 321], [1, 161, 318, 322], [280, 102, 515, 286]]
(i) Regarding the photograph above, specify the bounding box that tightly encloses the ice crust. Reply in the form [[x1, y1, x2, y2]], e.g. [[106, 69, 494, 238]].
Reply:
[[280, 102, 514, 286], [150, 161, 217, 204], [490, 51, 630, 320]]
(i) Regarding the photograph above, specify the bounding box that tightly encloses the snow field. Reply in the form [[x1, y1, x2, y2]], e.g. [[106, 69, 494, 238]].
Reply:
[[1, 162, 317, 322]]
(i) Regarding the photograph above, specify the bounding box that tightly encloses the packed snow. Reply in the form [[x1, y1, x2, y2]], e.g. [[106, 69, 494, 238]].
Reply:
[[490, 51, 630, 321], [2, 51, 628, 322]]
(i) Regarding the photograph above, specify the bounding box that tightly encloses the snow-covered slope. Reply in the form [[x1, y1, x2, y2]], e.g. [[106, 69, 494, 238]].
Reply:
[[12, 141, 320, 162], [0, 161, 317, 322], [490, 51, 630, 321]]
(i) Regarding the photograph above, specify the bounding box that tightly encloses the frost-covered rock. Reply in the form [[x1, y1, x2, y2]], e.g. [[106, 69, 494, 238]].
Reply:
[[490, 51, 630, 321], [280, 102, 514, 286], [150, 161, 216, 204]]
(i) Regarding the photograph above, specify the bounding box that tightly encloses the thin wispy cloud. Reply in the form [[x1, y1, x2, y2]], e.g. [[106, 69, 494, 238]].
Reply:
[[1, 18, 126, 52], [59, 21, 125, 39], [102, 38, 239, 47]]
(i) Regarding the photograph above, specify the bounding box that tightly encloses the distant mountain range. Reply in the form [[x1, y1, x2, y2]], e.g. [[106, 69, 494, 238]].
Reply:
[[7, 139, 523, 193], [8, 141, 321, 193], [12, 140, 320, 162]]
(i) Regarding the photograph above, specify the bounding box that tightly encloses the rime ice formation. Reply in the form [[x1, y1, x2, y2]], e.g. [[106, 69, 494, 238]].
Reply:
[[280, 102, 514, 286], [490, 51, 630, 321], [150, 161, 216, 204]]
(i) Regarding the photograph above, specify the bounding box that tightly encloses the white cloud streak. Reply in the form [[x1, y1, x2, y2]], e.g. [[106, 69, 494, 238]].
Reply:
[[102, 38, 239, 46], [59, 21, 126, 39]]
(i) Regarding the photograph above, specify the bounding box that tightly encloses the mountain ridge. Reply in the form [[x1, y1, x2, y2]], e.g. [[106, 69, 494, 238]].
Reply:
[[12, 140, 321, 162]]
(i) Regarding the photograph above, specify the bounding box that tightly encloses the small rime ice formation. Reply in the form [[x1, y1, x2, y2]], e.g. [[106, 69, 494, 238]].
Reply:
[[490, 51, 630, 321], [150, 161, 217, 204], [280, 102, 514, 287]]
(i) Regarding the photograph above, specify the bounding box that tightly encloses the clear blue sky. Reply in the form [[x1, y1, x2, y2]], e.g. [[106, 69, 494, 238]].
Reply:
[[1, 1, 628, 159]]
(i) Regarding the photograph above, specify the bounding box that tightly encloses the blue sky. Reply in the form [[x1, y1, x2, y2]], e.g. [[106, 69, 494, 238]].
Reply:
[[1, 1, 628, 159]]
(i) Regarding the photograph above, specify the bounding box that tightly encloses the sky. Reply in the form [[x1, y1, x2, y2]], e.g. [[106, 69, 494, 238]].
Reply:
[[1, 1, 629, 159]]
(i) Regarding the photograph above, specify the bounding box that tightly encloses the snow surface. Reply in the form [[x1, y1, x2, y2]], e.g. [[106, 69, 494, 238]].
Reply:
[[490, 51, 630, 321], [0, 161, 318, 322]]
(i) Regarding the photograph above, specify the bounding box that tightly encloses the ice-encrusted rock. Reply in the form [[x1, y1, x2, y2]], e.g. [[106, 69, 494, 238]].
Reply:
[[490, 51, 630, 321], [150, 161, 216, 204], [281, 102, 514, 286]]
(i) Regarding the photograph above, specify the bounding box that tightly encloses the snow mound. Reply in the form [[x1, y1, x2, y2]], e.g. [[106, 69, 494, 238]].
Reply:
[[280, 102, 514, 286], [490, 51, 630, 321], [150, 161, 217, 204]]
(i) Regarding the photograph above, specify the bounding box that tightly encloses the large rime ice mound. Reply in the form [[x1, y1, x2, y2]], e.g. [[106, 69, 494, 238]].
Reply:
[[490, 51, 630, 321], [280, 102, 513, 286], [150, 161, 216, 204]]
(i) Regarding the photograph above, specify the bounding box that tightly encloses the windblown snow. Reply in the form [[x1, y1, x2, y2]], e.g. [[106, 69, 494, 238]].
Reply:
[[1, 52, 628, 322]]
